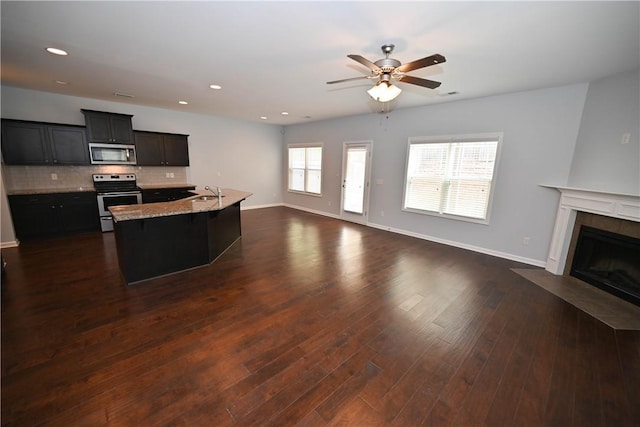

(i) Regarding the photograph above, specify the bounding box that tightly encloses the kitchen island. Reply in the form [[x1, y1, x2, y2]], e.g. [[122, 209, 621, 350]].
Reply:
[[109, 188, 252, 284]]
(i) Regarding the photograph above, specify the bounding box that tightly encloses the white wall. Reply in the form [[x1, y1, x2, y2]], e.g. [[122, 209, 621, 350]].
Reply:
[[568, 68, 640, 195], [284, 83, 590, 265], [1, 86, 284, 245]]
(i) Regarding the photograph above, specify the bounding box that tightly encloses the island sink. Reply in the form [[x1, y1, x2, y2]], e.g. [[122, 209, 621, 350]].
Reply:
[[192, 195, 225, 201]]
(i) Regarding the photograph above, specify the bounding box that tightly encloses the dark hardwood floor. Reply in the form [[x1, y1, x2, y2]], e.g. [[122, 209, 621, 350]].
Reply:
[[2, 207, 639, 426]]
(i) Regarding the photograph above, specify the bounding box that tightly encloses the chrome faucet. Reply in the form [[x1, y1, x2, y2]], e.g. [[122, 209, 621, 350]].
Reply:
[[204, 186, 217, 196], [204, 186, 222, 197]]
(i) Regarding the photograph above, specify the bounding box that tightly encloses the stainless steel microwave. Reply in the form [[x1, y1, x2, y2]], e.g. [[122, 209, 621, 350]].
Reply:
[[89, 143, 137, 165]]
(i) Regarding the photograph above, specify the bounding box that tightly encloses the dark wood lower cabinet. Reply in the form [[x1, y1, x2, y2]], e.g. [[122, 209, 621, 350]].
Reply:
[[8, 192, 100, 240], [141, 187, 196, 203], [113, 202, 242, 284]]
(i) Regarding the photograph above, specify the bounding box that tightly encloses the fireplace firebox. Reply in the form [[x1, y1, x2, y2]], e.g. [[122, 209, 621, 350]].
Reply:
[[570, 225, 640, 306]]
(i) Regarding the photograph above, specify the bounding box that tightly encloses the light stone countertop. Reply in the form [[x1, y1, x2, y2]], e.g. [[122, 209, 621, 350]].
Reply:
[[109, 188, 252, 222], [137, 183, 196, 190], [8, 187, 96, 195]]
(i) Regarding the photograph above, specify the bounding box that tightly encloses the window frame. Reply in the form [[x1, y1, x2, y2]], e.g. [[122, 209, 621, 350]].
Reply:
[[287, 142, 323, 197], [401, 132, 503, 224]]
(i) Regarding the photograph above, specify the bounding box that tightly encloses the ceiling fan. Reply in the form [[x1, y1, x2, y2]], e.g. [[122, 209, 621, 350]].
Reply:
[[327, 44, 446, 102]]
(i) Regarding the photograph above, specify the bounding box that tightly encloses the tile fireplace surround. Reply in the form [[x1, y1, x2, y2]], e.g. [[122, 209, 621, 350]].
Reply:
[[545, 186, 640, 275]]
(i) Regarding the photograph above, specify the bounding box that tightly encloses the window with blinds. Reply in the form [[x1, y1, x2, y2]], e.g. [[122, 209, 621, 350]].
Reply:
[[403, 134, 501, 223], [288, 144, 323, 195]]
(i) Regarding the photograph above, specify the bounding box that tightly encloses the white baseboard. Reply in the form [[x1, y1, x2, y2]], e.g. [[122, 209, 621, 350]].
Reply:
[[241, 202, 284, 211], [1, 240, 19, 249], [367, 222, 546, 267], [282, 203, 341, 219], [280, 204, 546, 268]]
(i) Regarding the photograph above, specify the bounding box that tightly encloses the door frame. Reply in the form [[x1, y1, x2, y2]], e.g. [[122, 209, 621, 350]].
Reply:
[[340, 140, 373, 225]]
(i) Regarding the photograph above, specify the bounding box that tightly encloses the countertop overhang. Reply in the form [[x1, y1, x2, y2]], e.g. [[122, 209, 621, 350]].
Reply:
[[109, 188, 252, 222]]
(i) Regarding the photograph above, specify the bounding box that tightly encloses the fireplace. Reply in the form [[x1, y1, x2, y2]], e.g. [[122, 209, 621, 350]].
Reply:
[[570, 225, 640, 306], [544, 187, 640, 302]]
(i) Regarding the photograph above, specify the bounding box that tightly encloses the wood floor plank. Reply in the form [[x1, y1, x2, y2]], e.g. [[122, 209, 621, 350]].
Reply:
[[542, 303, 579, 426], [1, 206, 638, 426], [483, 285, 558, 426], [572, 312, 603, 427], [614, 329, 640, 423]]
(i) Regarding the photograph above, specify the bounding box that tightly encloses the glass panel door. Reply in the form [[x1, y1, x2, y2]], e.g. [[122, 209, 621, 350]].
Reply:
[[341, 141, 372, 224]]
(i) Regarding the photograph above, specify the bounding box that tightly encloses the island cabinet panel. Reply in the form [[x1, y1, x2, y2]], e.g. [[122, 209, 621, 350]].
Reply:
[[112, 200, 244, 284], [114, 213, 209, 284], [207, 202, 242, 261]]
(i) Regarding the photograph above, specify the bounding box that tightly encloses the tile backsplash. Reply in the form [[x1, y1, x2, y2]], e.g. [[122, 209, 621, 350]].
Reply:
[[2, 165, 189, 192]]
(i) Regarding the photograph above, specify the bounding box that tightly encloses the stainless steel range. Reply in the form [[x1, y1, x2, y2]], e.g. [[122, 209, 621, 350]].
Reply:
[[93, 174, 142, 232]]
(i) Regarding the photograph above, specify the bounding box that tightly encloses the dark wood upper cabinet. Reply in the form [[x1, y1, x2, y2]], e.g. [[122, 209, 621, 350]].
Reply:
[[1, 121, 50, 164], [1, 119, 89, 165], [47, 125, 89, 165], [134, 131, 189, 166], [133, 132, 165, 165], [82, 109, 134, 144], [162, 134, 190, 166]]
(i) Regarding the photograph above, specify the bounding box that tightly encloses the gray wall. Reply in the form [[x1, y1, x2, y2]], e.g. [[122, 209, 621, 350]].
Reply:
[[4, 74, 635, 263], [1, 86, 284, 245], [568, 68, 640, 195], [284, 84, 590, 265]]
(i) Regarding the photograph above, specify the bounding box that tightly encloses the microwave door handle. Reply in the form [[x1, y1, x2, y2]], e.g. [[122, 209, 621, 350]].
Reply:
[[126, 149, 130, 159]]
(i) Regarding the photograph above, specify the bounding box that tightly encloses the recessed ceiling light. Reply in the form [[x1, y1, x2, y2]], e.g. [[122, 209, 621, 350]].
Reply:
[[178, 101, 188, 105], [55, 80, 69, 85], [46, 47, 68, 56], [209, 84, 222, 90], [281, 111, 289, 116], [260, 116, 268, 120]]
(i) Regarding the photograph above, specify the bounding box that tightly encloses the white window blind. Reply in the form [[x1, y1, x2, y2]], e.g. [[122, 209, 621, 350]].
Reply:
[[403, 134, 500, 222], [288, 144, 322, 195]]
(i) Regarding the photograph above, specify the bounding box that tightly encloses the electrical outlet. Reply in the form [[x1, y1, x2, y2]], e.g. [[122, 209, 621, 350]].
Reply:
[[50, 173, 58, 181], [522, 236, 530, 246], [622, 133, 631, 144], [381, 211, 385, 217]]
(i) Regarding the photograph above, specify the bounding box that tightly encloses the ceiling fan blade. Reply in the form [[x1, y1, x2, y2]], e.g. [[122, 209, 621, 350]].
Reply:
[[347, 54, 382, 73], [326, 76, 372, 85], [397, 75, 442, 89], [396, 54, 446, 73]]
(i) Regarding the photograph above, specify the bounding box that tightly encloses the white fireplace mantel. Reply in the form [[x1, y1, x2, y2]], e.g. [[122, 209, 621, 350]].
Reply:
[[544, 186, 640, 275]]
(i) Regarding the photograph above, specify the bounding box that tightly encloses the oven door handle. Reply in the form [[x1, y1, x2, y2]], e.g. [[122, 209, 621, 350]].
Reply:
[[99, 192, 142, 197]]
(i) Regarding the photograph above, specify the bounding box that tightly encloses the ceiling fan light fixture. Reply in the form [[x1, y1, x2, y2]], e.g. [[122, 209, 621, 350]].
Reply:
[[367, 81, 402, 102]]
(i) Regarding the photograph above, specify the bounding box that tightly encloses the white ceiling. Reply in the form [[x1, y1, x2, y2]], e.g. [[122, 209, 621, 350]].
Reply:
[[2, 1, 639, 125]]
